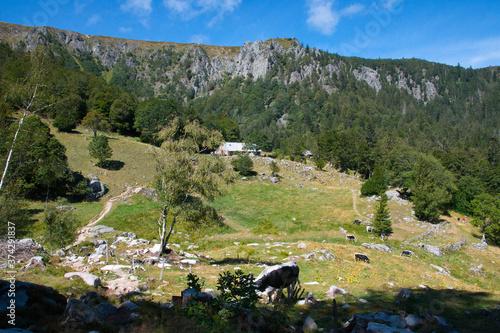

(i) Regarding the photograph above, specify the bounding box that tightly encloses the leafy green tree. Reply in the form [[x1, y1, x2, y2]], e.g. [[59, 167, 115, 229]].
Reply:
[[270, 160, 280, 176], [53, 110, 79, 132], [109, 95, 138, 134], [44, 200, 78, 249], [232, 155, 254, 176], [0, 116, 70, 199], [372, 193, 392, 237], [315, 158, 326, 171], [81, 109, 111, 137], [246, 131, 272, 152], [411, 154, 457, 222], [154, 118, 232, 255], [217, 117, 240, 142], [361, 165, 387, 196], [471, 193, 500, 244], [134, 98, 180, 144], [88, 135, 113, 167]]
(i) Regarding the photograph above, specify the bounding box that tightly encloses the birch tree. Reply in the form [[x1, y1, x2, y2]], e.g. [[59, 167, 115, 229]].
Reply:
[[153, 118, 233, 255]]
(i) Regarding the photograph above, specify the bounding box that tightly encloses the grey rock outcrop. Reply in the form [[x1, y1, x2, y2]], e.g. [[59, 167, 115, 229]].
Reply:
[[0, 22, 442, 102]]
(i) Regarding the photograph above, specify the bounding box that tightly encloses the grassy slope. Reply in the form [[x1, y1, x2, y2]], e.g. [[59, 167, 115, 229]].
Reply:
[[19, 126, 500, 332]]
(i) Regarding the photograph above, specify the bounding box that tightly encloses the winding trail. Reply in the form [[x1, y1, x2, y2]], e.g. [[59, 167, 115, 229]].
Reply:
[[67, 187, 141, 249]]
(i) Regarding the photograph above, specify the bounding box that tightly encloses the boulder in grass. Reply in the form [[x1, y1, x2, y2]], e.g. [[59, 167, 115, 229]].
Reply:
[[64, 272, 101, 287]]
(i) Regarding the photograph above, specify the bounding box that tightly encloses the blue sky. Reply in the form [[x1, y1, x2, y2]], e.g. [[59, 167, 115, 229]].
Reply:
[[1, 0, 499, 68]]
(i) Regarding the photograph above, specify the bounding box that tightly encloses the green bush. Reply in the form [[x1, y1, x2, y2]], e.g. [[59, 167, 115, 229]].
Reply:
[[231, 155, 254, 176], [361, 165, 387, 196]]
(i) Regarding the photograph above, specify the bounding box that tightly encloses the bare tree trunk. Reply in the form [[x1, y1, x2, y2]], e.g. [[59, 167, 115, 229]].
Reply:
[[158, 207, 177, 257], [0, 85, 38, 192]]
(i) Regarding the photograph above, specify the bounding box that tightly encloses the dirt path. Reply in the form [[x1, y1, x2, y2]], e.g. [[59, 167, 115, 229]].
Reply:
[[352, 190, 362, 218], [68, 187, 141, 249]]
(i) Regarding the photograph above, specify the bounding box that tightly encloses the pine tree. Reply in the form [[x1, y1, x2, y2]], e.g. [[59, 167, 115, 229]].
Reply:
[[372, 193, 392, 238]]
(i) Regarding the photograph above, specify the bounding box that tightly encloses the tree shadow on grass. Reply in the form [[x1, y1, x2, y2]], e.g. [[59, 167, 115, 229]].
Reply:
[[357, 288, 500, 333], [211, 257, 284, 267], [102, 160, 125, 171]]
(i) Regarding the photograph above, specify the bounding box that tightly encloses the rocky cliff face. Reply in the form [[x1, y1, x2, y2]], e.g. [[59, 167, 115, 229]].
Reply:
[[0, 22, 439, 103]]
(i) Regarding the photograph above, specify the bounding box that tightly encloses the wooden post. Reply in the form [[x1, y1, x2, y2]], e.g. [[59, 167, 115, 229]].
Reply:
[[332, 298, 338, 333]]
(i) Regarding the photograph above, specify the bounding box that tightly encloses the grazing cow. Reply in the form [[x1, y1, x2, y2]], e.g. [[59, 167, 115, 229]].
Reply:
[[366, 226, 375, 233], [254, 261, 300, 303], [353, 219, 362, 225], [354, 253, 370, 263], [401, 250, 413, 258], [346, 234, 357, 242]]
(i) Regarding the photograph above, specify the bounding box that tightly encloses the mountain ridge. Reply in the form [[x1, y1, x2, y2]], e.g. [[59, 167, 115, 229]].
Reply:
[[0, 21, 452, 103]]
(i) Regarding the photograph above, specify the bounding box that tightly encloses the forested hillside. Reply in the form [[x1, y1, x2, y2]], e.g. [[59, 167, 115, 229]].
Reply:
[[0, 22, 499, 239]]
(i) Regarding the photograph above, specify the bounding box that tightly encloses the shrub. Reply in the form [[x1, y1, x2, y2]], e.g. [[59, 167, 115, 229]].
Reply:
[[232, 155, 254, 176]]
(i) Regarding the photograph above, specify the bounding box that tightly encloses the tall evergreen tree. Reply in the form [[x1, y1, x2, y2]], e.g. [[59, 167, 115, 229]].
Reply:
[[372, 193, 392, 238]]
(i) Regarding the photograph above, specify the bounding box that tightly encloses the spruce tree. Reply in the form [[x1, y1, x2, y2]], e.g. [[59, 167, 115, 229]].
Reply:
[[372, 193, 392, 238]]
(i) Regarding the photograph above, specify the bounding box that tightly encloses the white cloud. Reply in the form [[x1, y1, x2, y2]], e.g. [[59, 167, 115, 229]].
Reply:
[[121, 0, 153, 27], [119, 26, 133, 33], [121, 0, 153, 17], [306, 0, 339, 35], [190, 34, 210, 44], [74, 0, 87, 14], [163, 0, 241, 26], [87, 14, 101, 26], [306, 1, 365, 36], [341, 4, 365, 16], [381, 0, 403, 10]]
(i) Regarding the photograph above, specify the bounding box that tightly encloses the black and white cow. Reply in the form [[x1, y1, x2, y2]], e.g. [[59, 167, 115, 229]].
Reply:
[[353, 219, 362, 225], [254, 261, 300, 303], [354, 253, 370, 263], [346, 234, 357, 241], [401, 250, 413, 258]]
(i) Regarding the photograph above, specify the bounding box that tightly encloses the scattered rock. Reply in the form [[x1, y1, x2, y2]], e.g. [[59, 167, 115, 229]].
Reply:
[[361, 243, 393, 253], [56, 205, 76, 211], [429, 264, 450, 276], [325, 285, 349, 298], [117, 301, 140, 311], [297, 242, 307, 249], [396, 289, 414, 299], [302, 250, 335, 261], [23, 256, 45, 270], [473, 242, 488, 250], [405, 314, 423, 330], [64, 272, 102, 287], [303, 316, 318, 331], [419, 243, 443, 256], [89, 225, 115, 234]]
